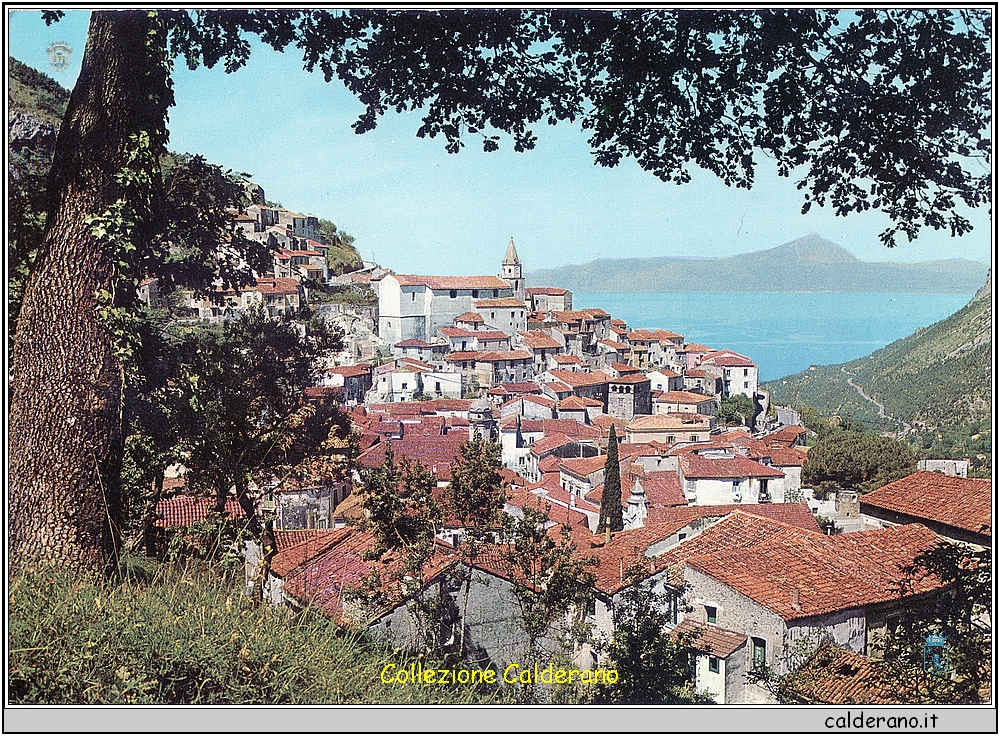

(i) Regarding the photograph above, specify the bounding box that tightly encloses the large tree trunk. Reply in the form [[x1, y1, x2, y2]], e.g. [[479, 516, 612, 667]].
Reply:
[[9, 11, 170, 574]]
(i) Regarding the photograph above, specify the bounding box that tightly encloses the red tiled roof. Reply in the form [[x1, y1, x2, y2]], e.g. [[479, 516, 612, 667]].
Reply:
[[525, 287, 569, 295], [670, 619, 747, 658], [356, 434, 469, 481], [558, 395, 603, 410], [476, 350, 532, 362], [560, 455, 608, 477], [445, 351, 482, 362], [783, 643, 905, 705], [598, 339, 629, 351], [440, 327, 478, 338], [611, 373, 651, 385], [645, 502, 823, 534], [679, 454, 785, 479], [327, 363, 371, 377], [626, 330, 657, 343], [254, 277, 300, 295], [271, 529, 352, 577], [702, 350, 755, 367], [638, 471, 687, 507], [474, 298, 524, 308], [611, 362, 641, 373], [766, 447, 809, 467], [519, 330, 563, 350], [686, 522, 944, 621], [394, 274, 510, 290], [531, 433, 576, 455], [682, 343, 715, 353], [654, 390, 716, 404], [456, 312, 485, 322], [154, 495, 245, 528], [522, 394, 557, 409], [580, 308, 610, 318], [591, 414, 629, 431], [395, 338, 432, 348], [504, 382, 542, 394], [547, 369, 612, 388], [553, 355, 582, 364], [684, 369, 711, 378], [860, 471, 991, 538]]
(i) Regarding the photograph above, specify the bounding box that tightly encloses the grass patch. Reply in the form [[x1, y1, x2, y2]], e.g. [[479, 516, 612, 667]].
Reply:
[[9, 560, 510, 704]]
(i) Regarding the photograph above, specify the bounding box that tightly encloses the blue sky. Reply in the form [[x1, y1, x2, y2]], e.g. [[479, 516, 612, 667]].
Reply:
[[9, 9, 993, 275]]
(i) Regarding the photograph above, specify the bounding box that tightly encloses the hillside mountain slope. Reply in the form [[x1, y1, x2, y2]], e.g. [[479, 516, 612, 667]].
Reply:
[[765, 276, 993, 473], [526, 234, 988, 293], [7, 57, 361, 279]]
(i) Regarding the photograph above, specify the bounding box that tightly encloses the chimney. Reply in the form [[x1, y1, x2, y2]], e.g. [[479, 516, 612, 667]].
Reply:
[[792, 587, 801, 611], [606, 526, 611, 546], [619, 557, 624, 584]]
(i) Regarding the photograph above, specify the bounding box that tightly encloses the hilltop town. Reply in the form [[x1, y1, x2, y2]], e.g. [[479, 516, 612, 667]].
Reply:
[[139, 208, 989, 705]]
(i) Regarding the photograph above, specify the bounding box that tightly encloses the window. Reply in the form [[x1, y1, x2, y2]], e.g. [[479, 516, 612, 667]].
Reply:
[[706, 605, 717, 624], [493, 289, 498, 297], [450, 290, 457, 298], [491, 312, 495, 319], [473, 290, 479, 298], [401, 382, 408, 389], [752, 637, 766, 669], [708, 656, 720, 674], [411, 292, 416, 301]]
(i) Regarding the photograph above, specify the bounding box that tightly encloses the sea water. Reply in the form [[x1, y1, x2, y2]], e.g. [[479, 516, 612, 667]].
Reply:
[[573, 291, 975, 382]]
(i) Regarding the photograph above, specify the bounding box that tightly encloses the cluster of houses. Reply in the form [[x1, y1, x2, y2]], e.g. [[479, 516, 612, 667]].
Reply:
[[151, 235, 992, 704]]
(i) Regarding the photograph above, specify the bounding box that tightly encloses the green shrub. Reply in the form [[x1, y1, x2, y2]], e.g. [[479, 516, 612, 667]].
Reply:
[[8, 562, 509, 705]]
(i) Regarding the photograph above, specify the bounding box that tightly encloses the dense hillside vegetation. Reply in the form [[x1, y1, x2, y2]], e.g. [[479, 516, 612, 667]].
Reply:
[[7, 57, 362, 295], [526, 235, 988, 293], [766, 278, 993, 475], [9, 561, 507, 704]]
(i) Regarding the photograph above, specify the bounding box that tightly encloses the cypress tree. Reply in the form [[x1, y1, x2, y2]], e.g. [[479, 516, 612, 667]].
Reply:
[[597, 426, 623, 534]]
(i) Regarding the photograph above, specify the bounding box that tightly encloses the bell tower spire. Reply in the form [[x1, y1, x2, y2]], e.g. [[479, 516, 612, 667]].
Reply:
[[499, 236, 524, 302]]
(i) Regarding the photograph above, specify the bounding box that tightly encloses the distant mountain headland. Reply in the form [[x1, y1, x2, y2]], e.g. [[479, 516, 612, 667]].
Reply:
[[526, 234, 989, 293]]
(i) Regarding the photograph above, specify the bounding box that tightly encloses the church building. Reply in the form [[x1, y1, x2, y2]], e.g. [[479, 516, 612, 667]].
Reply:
[[375, 241, 527, 345]]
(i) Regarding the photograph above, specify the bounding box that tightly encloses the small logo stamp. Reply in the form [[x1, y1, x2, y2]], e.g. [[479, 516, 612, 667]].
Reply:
[[46, 41, 73, 72], [922, 633, 952, 675]]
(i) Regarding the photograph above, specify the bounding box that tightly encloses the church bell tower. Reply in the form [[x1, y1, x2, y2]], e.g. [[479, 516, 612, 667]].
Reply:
[[499, 237, 524, 303]]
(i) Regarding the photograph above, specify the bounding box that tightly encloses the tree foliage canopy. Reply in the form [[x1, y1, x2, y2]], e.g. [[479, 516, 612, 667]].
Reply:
[[157, 8, 992, 246], [596, 427, 623, 534], [802, 429, 917, 493], [592, 569, 706, 704]]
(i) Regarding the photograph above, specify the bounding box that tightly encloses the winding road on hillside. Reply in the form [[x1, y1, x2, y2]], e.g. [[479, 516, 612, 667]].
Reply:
[[840, 366, 911, 438]]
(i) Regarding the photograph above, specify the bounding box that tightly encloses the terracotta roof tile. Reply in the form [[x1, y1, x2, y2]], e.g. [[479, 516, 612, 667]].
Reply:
[[456, 312, 485, 322], [686, 522, 944, 620], [525, 287, 569, 296], [783, 642, 904, 704], [356, 434, 469, 481], [679, 454, 785, 479], [547, 369, 612, 388], [395, 338, 432, 348], [395, 274, 511, 290], [670, 619, 747, 658], [327, 364, 371, 377], [560, 455, 608, 477], [558, 395, 603, 410], [474, 298, 525, 308], [611, 373, 651, 385], [254, 277, 301, 295], [860, 471, 991, 538], [154, 495, 245, 528], [519, 330, 563, 349]]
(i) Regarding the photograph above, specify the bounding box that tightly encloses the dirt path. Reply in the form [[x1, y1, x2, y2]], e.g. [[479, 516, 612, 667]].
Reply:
[[840, 366, 911, 438]]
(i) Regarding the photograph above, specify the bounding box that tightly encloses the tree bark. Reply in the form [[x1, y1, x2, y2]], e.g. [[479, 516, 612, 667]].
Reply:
[[9, 11, 169, 574]]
